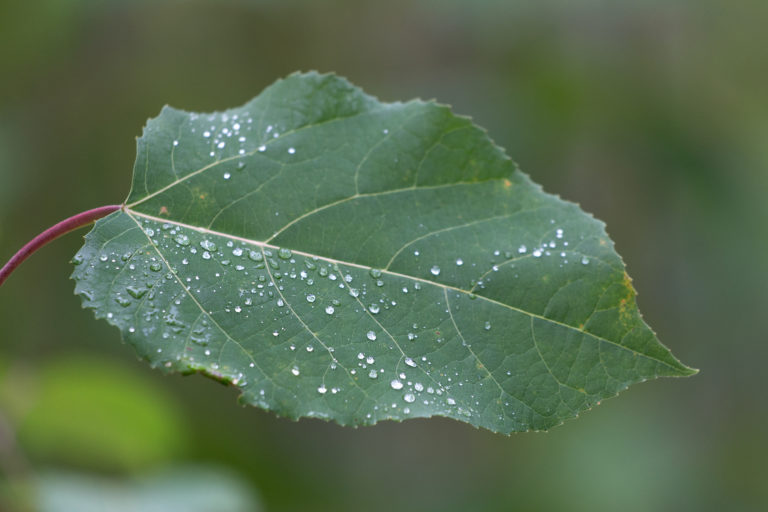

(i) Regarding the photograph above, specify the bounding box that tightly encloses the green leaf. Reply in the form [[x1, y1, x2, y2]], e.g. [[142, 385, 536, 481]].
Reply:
[[71, 72, 695, 433]]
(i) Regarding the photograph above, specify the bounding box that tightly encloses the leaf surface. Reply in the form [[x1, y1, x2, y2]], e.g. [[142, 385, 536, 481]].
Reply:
[[72, 72, 695, 433]]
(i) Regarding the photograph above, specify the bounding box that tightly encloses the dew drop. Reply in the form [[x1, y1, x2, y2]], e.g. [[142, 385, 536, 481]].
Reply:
[[404, 357, 416, 367], [368, 369, 378, 379], [456, 258, 463, 266], [248, 251, 263, 262], [403, 393, 416, 403], [277, 247, 292, 259], [368, 304, 380, 314], [258, 145, 266, 152], [306, 294, 316, 303], [484, 321, 492, 331], [291, 366, 300, 376], [325, 305, 335, 315], [581, 256, 590, 265], [390, 379, 404, 390], [223, 172, 231, 180], [366, 331, 377, 341], [430, 265, 441, 276], [369, 268, 382, 279], [175, 234, 190, 246], [317, 385, 327, 394]]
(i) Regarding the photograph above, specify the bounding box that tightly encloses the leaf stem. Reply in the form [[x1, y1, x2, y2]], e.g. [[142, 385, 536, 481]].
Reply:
[[0, 205, 122, 288]]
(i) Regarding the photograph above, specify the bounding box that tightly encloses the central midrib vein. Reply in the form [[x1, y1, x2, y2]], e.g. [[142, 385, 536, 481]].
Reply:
[[123, 208, 680, 372]]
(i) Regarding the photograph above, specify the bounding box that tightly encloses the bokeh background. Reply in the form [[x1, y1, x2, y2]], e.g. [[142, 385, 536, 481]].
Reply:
[[1, 0, 766, 511]]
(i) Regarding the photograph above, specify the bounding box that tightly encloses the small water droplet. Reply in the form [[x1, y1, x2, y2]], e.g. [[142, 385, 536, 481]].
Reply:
[[369, 268, 382, 279], [403, 393, 415, 403], [306, 294, 316, 303], [368, 304, 380, 314], [484, 321, 492, 331], [430, 265, 441, 276], [581, 256, 590, 265], [291, 366, 300, 376], [223, 172, 231, 180], [278, 247, 292, 259], [404, 357, 416, 367], [175, 234, 190, 246], [149, 261, 162, 272], [325, 305, 335, 315], [248, 251, 263, 262], [126, 286, 147, 299], [456, 258, 463, 266], [258, 145, 266, 152], [368, 369, 378, 379], [317, 385, 327, 394], [390, 379, 403, 390], [366, 331, 377, 341]]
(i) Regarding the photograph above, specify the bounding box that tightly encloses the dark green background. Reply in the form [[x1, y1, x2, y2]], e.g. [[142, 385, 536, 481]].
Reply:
[[0, 1, 765, 511]]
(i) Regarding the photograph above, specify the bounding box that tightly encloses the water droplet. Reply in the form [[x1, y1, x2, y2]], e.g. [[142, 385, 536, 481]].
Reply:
[[403, 393, 415, 403], [306, 345, 314, 352], [203, 131, 211, 138], [390, 379, 403, 390], [369, 268, 382, 279], [404, 357, 416, 367], [258, 145, 266, 152], [223, 172, 231, 180], [291, 366, 300, 376], [149, 261, 162, 272], [368, 304, 380, 314], [288, 147, 296, 154], [126, 286, 147, 299], [407, 332, 416, 341], [175, 234, 190, 246], [277, 247, 292, 259], [430, 265, 441, 276], [366, 331, 377, 341], [447, 397, 456, 405], [518, 245, 527, 254], [173, 140, 179, 146], [484, 321, 492, 331], [306, 294, 316, 303], [202, 251, 211, 260], [556, 228, 564, 239], [325, 305, 335, 315], [456, 258, 463, 266], [248, 251, 263, 262], [317, 385, 327, 394], [200, 240, 217, 252], [532, 249, 542, 258], [581, 256, 590, 265], [272, 330, 279, 337], [368, 370, 378, 379]]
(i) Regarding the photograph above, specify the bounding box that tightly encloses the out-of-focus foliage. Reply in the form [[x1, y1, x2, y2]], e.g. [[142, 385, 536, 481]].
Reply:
[[0, 1, 765, 511]]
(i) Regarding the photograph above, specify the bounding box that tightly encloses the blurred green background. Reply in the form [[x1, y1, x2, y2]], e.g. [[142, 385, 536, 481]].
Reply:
[[1, 0, 766, 511]]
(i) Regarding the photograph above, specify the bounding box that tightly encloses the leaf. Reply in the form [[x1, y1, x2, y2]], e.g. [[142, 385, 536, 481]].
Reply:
[[71, 72, 695, 433]]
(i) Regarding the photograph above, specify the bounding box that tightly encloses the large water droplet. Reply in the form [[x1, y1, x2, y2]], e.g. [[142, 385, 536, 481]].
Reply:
[[200, 240, 217, 252], [278, 247, 292, 260]]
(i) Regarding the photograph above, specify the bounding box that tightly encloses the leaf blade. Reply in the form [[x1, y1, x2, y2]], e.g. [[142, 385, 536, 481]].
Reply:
[[73, 72, 694, 434]]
